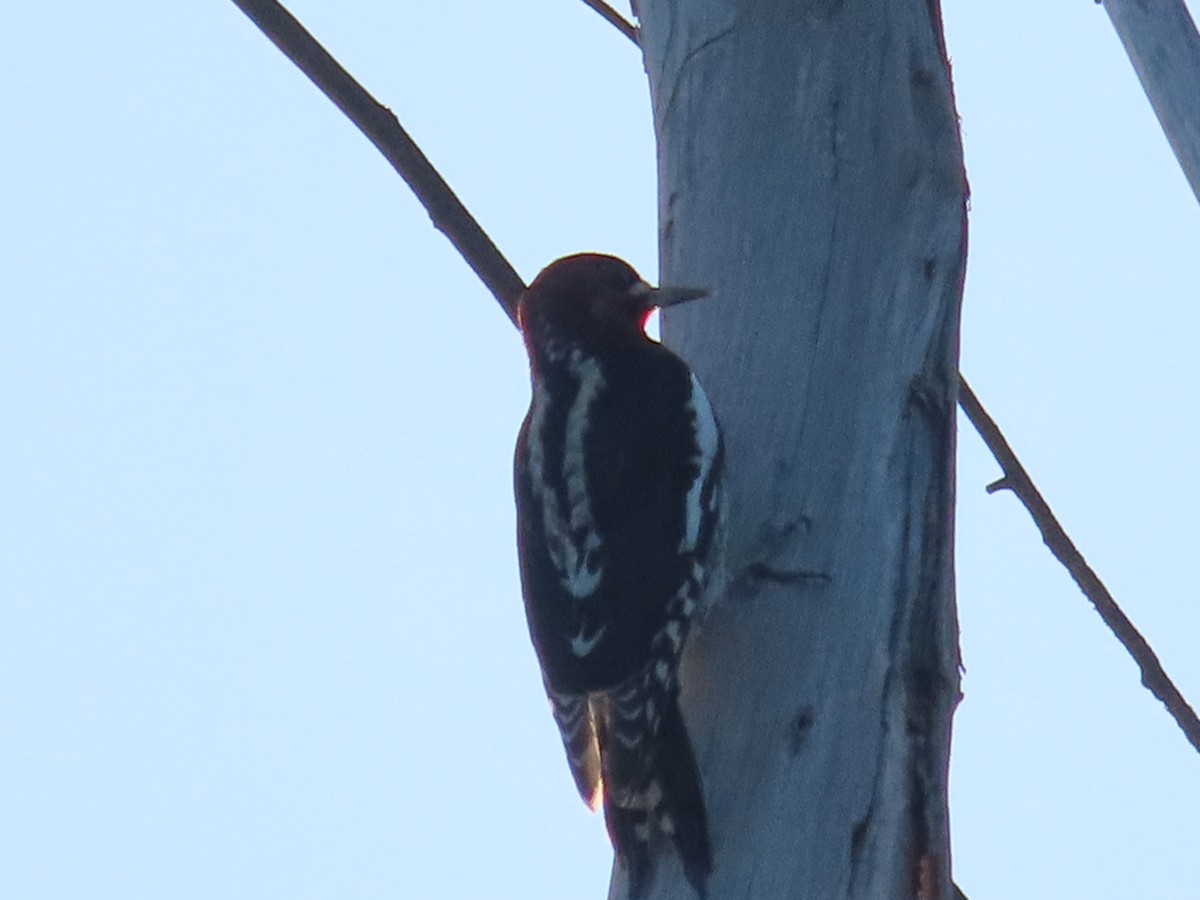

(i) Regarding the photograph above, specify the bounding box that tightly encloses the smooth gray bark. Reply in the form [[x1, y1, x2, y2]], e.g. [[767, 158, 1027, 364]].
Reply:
[[1103, 0, 1200, 203], [619, 2, 968, 898]]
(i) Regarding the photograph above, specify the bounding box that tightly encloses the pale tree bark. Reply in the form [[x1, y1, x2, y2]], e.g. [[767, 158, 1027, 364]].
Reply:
[[1102, 0, 1200, 203], [617, 2, 968, 898]]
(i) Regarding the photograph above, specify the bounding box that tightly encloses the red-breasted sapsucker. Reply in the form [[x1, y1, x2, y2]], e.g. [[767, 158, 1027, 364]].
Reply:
[[514, 253, 723, 897]]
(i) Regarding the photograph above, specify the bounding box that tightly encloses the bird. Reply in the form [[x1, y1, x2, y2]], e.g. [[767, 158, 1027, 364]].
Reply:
[[513, 253, 724, 897]]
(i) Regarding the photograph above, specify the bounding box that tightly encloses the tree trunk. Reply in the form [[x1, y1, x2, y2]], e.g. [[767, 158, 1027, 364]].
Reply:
[[621, 2, 968, 897]]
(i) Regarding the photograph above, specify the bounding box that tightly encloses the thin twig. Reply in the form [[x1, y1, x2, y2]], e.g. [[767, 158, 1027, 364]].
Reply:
[[959, 376, 1200, 755], [230, 0, 525, 323], [580, 0, 640, 46]]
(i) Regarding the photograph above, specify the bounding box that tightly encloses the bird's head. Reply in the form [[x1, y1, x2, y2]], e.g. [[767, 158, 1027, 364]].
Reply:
[[518, 253, 707, 351]]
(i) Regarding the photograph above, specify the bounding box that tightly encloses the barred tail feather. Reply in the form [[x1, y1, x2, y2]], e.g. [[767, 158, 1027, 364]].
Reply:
[[549, 689, 602, 810], [604, 796, 654, 899], [598, 669, 659, 807], [596, 671, 712, 898], [654, 694, 713, 897]]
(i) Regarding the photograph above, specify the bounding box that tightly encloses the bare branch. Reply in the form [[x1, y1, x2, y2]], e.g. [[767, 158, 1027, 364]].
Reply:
[[1102, 0, 1200, 205], [230, 0, 525, 323], [958, 376, 1200, 755], [580, 0, 640, 46]]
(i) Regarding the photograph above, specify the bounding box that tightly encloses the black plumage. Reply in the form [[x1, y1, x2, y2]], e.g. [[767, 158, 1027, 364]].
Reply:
[[514, 254, 722, 898]]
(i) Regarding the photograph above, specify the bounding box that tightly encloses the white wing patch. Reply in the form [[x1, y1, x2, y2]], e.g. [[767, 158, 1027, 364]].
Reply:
[[526, 349, 606, 598], [681, 373, 720, 553], [570, 622, 609, 657]]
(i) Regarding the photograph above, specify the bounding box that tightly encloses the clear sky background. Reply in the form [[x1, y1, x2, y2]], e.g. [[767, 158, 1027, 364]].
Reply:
[[4, 2, 1199, 898]]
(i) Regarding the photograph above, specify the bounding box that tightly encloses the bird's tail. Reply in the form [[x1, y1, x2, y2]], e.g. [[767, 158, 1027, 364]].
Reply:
[[598, 671, 712, 898], [548, 688, 602, 810]]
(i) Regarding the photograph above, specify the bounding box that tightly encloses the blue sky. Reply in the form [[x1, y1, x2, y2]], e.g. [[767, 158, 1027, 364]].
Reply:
[[4, 2, 1199, 897]]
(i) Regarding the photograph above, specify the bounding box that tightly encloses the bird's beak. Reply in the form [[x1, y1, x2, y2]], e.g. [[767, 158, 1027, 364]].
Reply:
[[648, 286, 709, 308]]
